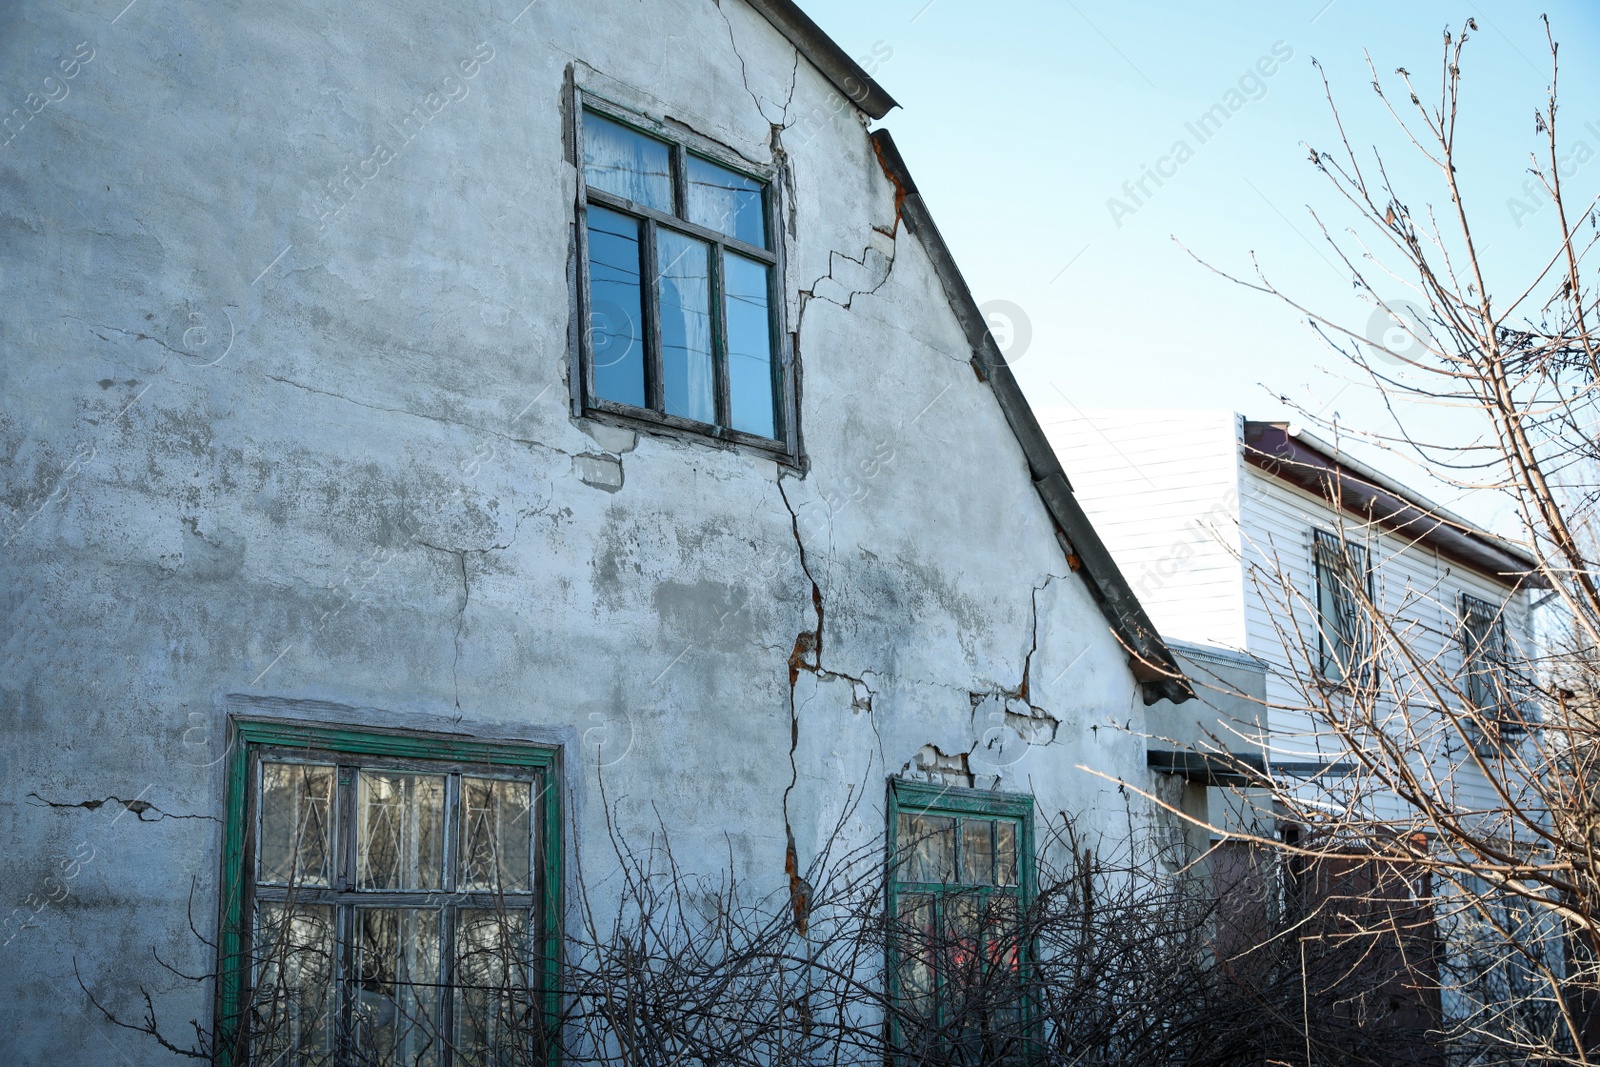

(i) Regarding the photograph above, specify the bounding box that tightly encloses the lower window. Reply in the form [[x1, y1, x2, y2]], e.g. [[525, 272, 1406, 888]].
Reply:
[[886, 780, 1034, 1063], [218, 720, 560, 1067]]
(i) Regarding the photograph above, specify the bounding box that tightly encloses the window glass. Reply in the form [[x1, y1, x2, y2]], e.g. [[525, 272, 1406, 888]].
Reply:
[[899, 813, 957, 883], [1314, 532, 1370, 685], [259, 762, 334, 887], [656, 230, 716, 424], [996, 821, 1018, 887], [578, 101, 785, 445], [357, 771, 445, 892], [889, 787, 1031, 1061], [460, 777, 534, 893], [686, 154, 767, 247], [723, 252, 776, 438], [253, 903, 336, 1065], [585, 206, 647, 409], [455, 909, 536, 1064], [352, 908, 442, 1066], [582, 111, 672, 213], [961, 819, 996, 885]]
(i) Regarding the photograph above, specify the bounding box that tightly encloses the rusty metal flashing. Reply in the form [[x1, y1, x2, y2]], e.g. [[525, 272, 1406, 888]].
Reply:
[[1241, 421, 1544, 589], [742, 0, 898, 119], [866, 128, 1192, 705]]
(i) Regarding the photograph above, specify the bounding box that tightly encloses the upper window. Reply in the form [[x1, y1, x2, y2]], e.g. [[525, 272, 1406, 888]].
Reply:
[[218, 720, 560, 1067], [1460, 593, 1523, 743], [886, 779, 1034, 1064], [576, 97, 791, 454], [1313, 529, 1375, 688]]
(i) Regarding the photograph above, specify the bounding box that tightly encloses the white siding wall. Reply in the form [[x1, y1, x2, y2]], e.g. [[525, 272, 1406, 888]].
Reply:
[[1041, 409, 1249, 650], [1236, 463, 1532, 814]]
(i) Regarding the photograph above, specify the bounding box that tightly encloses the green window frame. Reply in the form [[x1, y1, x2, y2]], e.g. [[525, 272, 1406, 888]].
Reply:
[[573, 89, 797, 462], [885, 779, 1036, 1063], [216, 719, 563, 1067]]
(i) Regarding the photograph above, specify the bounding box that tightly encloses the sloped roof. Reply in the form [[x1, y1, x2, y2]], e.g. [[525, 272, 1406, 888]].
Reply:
[[868, 130, 1193, 705], [1243, 421, 1542, 588], [743, 0, 898, 119]]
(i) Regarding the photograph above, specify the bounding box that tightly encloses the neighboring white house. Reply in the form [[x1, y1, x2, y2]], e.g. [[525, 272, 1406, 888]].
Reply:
[[1044, 409, 1541, 813]]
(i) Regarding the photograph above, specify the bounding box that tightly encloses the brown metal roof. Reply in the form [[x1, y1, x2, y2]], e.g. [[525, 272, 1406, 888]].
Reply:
[[1242, 421, 1543, 588]]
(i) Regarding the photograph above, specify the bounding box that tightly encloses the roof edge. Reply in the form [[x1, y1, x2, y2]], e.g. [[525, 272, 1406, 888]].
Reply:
[[742, 0, 898, 120], [1242, 421, 1544, 588], [867, 128, 1192, 706]]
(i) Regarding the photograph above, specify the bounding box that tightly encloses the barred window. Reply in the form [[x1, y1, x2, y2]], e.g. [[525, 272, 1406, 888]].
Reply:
[[1313, 529, 1375, 688], [887, 780, 1033, 1064], [1461, 593, 1524, 745], [219, 721, 560, 1067]]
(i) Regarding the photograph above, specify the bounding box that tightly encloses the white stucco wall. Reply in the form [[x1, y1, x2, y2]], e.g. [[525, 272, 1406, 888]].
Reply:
[[0, 1, 1162, 1061]]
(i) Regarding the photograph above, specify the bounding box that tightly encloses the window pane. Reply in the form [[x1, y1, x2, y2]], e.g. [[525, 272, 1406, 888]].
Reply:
[[259, 762, 334, 887], [656, 230, 716, 424], [686, 154, 766, 247], [456, 909, 540, 1065], [961, 819, 996, 886], [353, 908, 442, 1067], [723, 252, 776, 438], [254, 903, 336, 1066], [460, 777, 534, 893], [894, 894, 936, 1019], [586, 206, 646, 409], [582, 111, 672, 213], [995, 822, 1018, 888], [357, 772, 444, 891], [898, 813, 956, 883]]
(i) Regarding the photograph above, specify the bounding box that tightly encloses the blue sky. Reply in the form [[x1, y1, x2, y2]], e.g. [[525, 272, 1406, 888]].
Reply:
[[799, 0, 1600, 526]]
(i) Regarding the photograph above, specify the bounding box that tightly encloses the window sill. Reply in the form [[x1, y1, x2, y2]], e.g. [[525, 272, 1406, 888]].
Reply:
[[580, 398, 802, 469]]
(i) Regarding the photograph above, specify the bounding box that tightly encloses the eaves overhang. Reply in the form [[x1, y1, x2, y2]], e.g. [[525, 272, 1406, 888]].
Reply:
[[1242, 421, 1544, 590], [743, 0, 899, 119], [867, 129, 1192, 706], [1147, 749, 1268, 787]]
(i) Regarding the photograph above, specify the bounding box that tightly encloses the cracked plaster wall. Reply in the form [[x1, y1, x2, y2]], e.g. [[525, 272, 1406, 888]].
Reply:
[[0, 0, 1162, 1060]]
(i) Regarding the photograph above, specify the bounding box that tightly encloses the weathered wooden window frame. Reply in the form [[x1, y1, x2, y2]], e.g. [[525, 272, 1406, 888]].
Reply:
[[215, 718, 563, 1066], [1312, 528, 1377, 690], [570, 88, 798, 463], [884, 778, 1037, 1063]]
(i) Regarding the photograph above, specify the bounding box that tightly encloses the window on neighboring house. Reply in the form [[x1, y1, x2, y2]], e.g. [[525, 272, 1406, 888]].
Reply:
[[217, 720, 560, 1067], [886, 779, 1034, 1064], [1313, 529, 1375, 687], [576, 95, 792, 456], [1461, 593, 1524, 747]]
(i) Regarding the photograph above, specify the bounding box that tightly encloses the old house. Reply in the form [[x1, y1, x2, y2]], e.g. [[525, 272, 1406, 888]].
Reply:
[[0, 1, 1194, 1062]]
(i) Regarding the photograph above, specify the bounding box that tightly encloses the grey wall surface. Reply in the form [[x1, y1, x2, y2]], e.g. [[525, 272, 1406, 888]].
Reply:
[[0, 1, 1162, 1061]]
